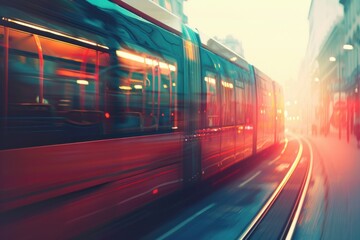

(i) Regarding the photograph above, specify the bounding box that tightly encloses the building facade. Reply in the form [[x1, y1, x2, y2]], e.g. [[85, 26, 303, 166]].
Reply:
[[298, 0, 343, 135], [316, 23, 344, 135], [313, 0, 360, 140], [340, 0, 360, 139], [151, 0, 188, 23], [214, 35, 245, 58], [114, 0, 187, 33]]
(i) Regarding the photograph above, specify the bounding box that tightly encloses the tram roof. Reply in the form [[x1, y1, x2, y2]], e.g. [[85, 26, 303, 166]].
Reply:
[[109, 1, 250, 70], [196, 30, 250, 70], [110, 0, 183, 34]]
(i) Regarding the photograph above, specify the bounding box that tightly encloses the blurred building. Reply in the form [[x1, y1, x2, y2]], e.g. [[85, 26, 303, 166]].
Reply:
[[112, 0, 187, 33], [150, 0, 188, 23], [214, 35, 245, 58], [306, 0, 360, 139], [339, 0, 360, 95], [307, 0, 343, 70], [299, 0, 343, 135], [338, 0, 360, 138], [316, 23, 344, 135]]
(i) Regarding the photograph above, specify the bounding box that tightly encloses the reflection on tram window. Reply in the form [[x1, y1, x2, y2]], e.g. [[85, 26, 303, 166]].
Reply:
[[3, 27, 109, 148], [104, 49, 178, 135], [1, 24, 179, 149]]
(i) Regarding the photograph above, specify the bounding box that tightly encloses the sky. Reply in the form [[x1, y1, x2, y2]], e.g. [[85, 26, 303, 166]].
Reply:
[[184, 0, 312, 85]]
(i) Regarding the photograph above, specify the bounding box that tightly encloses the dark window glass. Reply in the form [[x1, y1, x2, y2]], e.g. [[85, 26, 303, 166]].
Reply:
[[235, 86, 245, 124], [221, 78, 235, 126], [104, 49, 177, 135], [204, 73, 220, 127], [2, 27, 109, 148]]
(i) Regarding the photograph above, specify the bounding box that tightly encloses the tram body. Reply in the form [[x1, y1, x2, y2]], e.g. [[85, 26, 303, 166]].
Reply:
[[0, 1, 284, 238]]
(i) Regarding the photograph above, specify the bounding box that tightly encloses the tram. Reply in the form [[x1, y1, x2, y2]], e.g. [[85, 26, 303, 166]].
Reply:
[[0, 1, 284, 238]]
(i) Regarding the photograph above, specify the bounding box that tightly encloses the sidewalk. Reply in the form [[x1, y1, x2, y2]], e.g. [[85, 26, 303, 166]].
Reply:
[[308, 129, 360, 183], [310, 129, 359, 153], [307, 128, 360, 186], [306, 129, 360, 239]]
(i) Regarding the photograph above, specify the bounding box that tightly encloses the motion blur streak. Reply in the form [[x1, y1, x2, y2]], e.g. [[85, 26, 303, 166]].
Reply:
[[0, 1, 284, 238]]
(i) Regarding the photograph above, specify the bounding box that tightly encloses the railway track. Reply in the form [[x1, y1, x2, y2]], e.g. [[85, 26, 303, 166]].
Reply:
[[238, 136, 313, 240]]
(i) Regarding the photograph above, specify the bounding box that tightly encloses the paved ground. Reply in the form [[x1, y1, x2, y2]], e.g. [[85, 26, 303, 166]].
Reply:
[[295, 131, 360, 240]]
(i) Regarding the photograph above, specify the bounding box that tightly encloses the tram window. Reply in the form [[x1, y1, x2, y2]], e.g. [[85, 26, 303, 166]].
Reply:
[[204, 73, 220, 127], [244, 81, 254, 125], [144, 62, 177, 131], [221, 78, 235, 126], [232, 67, 245, 125], [0, 27, 3, 85], [3, 27, 109, 148], [235, 86, 245, 124], [7, 29, 39, 104], [39, 35, 105, 114], [8, 29, 38, 54], [159, 73, 171, 128], [6, 29, 104, 111], [106, 49, 177, 135]]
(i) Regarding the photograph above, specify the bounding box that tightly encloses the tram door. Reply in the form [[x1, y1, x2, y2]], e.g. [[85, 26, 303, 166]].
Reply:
[[199, 53, 222, 179], [182, 26, 202, 185]]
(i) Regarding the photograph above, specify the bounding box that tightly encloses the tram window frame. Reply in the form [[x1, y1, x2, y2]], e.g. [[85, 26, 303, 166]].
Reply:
[[203, 71, 221, 128], [244, 77, 254, 125], [235, 81, 246, 125], [221, 76, 235, 126], [2, 26, 109, 149], [6, 28, 104, 111], [106, 48, 178, 135]]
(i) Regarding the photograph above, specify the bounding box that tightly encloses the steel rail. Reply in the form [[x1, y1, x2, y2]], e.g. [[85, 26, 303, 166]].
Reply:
[[238, 136, 304, 240], [285, 137, 313, 240]]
